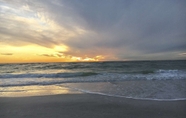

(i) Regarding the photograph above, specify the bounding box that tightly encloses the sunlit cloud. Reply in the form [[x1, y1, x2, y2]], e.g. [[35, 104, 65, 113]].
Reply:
[[38, 52, 105, 62], [179, 53, 186, 56], [38, 54, 56, 58], [0, 53, 13, 56]]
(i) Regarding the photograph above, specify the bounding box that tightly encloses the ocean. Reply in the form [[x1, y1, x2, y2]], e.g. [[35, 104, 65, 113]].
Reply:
[[0, 60, 186, 100]]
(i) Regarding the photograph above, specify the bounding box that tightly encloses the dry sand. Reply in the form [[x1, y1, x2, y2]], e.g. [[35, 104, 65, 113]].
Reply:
[[0, 93, 186, 118]]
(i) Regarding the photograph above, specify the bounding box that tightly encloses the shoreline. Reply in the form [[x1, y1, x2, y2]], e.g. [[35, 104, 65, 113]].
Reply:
[[1, 93, 186, 118], [1, 81, 186, 101]]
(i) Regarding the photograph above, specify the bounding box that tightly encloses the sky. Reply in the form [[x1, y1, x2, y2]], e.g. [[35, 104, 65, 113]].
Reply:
[[0, 0, 186, 63]]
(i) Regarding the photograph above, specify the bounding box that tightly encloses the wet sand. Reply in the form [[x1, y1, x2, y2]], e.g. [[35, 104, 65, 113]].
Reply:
[[0, 93, 186, 118]]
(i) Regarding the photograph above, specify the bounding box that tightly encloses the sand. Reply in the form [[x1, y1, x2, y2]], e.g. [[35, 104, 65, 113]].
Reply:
[[0, 93, 186, 118]]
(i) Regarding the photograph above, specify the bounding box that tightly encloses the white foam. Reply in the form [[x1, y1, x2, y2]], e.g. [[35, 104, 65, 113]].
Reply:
[[62, 80, 186, 102], [68, 87, 186, 101]]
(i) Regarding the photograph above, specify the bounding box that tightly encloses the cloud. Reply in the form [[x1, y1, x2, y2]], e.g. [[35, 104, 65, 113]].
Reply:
[[1, 53, 13, 56], [0, 0, 79, 48], [38, 54, 56, 57], [61, 0, 186, 59], [38, 52, 105, 62], [0, 0, 186, 61], [179, 53, 186, 56], [38, 53, 65, 58]]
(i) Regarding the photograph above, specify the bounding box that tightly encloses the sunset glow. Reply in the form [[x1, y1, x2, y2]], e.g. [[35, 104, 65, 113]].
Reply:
[[0, 0, 185, 63], [0, 44, 105, 63]]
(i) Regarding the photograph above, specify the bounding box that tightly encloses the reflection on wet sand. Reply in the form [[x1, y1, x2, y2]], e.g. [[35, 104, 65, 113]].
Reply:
[[0, 85, 81, 97]]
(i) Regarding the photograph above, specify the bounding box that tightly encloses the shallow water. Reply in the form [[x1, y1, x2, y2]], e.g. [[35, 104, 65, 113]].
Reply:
[[63, 80, 186, 101]]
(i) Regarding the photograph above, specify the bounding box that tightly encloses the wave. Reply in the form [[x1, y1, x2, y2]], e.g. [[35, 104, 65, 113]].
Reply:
[[0, 72, 98, 79], [123, 69, 183, 74], [0, 70, 186, 87], [0, 68, 186, 87], [66, 87, 186, 101], [0, 69, 185, 80]]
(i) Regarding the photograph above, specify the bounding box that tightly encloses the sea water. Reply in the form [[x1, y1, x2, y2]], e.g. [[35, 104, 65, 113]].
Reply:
[[0, 60, 186, 100]]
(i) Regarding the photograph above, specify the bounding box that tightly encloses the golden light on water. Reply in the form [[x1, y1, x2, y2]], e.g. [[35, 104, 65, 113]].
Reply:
[[0, 85, 81, 97]]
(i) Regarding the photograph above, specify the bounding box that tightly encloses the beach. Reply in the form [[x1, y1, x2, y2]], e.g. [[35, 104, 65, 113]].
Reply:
[[0, 61, 186, 118], [1, 93, 186, 118]]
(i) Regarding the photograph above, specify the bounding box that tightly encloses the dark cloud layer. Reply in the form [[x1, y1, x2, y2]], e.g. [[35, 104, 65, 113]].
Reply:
[[62, 0, 186, 52]]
